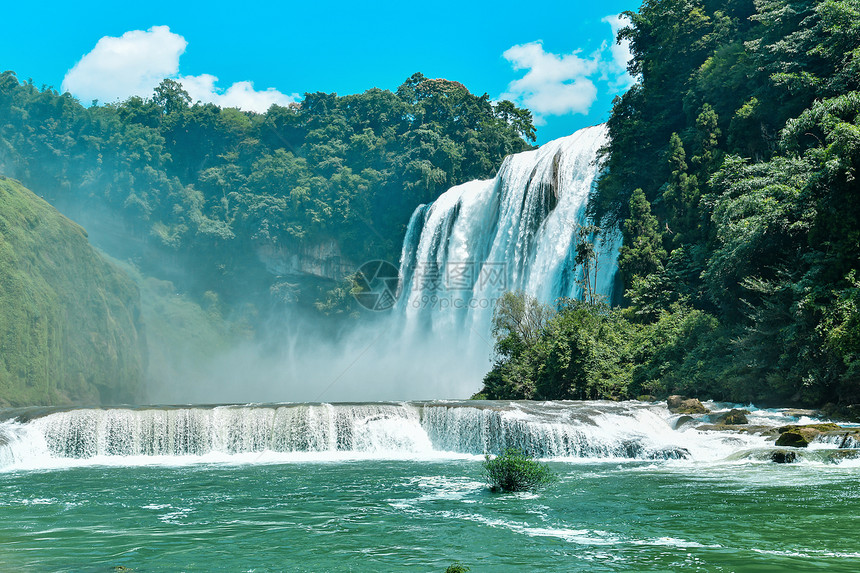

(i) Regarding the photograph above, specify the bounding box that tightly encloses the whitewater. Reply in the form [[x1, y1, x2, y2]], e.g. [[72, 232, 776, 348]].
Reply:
[[0, 400, 854, 471]]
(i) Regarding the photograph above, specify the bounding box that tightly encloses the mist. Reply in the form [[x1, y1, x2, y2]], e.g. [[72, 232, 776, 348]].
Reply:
[[144, 313, 494, 404]]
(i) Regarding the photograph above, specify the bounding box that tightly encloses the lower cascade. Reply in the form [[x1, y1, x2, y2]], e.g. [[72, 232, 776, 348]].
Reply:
[[0, 401, 841, 470]]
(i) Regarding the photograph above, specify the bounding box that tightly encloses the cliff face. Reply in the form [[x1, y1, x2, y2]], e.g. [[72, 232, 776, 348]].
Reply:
[[0, 177, 146, 406], [255, 239, 355, 282]]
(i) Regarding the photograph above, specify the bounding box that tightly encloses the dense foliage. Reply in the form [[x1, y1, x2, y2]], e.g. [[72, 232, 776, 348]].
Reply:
[[0, 177, 144, 406], [479, 292, 720, 402], [482, 448, 557, 493], [481, 293, 636, 400], [581, 0, 859, 406], [0, 71, 534, 312], [484, 0, 859, 407]]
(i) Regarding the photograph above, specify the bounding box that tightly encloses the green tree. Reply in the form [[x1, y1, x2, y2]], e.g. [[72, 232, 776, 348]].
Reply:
[[152, 78, 191, 115], [618, 188, 665, 288]]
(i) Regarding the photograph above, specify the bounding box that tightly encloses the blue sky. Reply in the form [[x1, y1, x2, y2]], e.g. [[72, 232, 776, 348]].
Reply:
[[3, 0, 640, 143]]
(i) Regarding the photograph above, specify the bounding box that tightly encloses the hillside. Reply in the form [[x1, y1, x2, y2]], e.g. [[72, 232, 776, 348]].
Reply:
[[0, 177, 145, 405]]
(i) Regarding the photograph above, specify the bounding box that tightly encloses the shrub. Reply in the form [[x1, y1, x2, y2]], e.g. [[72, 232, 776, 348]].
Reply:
[[482, 448, 556, 492], [445, 564, 470, 573]]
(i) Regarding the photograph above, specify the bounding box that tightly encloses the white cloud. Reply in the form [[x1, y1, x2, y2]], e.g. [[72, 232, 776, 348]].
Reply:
[[63, 27, 297, 112], [500, 14, 636, 122], [602, 14, 635, 90], [179, 74, 299, 113], [500, 42, 600, 121], [62, 26, 186, 104]]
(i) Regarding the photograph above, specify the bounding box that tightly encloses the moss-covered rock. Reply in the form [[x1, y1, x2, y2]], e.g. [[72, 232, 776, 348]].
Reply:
[[779, 423, 842, 433], [774, 431, 811, 447], [819, 403, 860, 423], [714, 409, 749, 425], [696, 424, 779, 437], [667, 395, 709, 414], [774, 424, 841, 448], [0, 177, 145, 406]]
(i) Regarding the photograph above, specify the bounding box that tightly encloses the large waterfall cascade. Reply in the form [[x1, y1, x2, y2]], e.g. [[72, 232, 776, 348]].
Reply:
[[397, 124, 620, 337]]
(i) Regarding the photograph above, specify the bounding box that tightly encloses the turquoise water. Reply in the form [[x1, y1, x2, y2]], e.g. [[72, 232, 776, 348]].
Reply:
[[2, 458, 860, 572]]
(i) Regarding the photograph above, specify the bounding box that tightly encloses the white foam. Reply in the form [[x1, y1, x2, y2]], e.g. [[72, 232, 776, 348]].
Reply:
[[0, 401, 848, 471]]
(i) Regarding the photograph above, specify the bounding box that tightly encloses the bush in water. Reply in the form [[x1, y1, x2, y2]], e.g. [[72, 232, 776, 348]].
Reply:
[[483, 448, 556, 492]]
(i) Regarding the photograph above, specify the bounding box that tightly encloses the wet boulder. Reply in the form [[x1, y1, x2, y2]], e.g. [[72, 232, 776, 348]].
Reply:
[[673, 415, 695, 430], [775, 429, 815, 447], [667, 395, 710, 415], [775, 424, 841, 448], [713, 409, 749, 425], [647, 446, 691, 460], [771, 450, 798, 464]]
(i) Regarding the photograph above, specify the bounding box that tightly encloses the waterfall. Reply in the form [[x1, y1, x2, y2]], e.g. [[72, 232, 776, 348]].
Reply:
[[396, 125, 620, 337], [0, 401, 798, 470]]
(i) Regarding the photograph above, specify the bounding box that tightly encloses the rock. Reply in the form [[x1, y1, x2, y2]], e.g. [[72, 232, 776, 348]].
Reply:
[[673, 415, 695, 429], [774, 425, 837, 448], [647, 446, 691, 460], [637, 394, 656, 402], [771, 450, 798, 464], [695, 424, 779, 437], [713, 409, 749, 425], [785, 423, 842, 432], [783, 408, 818, 418], [667, 395, 710, 414], [819, 403, 860, 423], [775, 430, 812, 447]]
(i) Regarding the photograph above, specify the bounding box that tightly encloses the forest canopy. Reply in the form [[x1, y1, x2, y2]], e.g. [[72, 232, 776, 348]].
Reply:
[[0, 71, 535, 309]]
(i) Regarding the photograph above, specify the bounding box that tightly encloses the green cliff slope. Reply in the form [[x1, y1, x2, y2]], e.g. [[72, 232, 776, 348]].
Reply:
[[0, 176, 145, 406]]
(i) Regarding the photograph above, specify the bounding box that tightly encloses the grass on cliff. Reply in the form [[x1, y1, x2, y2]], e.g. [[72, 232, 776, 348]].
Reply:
[[0, 176, 145, 406]]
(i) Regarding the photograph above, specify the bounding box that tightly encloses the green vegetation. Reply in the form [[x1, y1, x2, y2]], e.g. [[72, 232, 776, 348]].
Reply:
[[483, 447, 557, 493], [0, 71, 534, 313], [481, 293, 636, 400], [479, 291, 716, 401], [444, 564, 470, 573], [601, 0, 860, 406], [483, 0, 860, 408], [0, 177, 145, 406], [0, 71, 534, 406]]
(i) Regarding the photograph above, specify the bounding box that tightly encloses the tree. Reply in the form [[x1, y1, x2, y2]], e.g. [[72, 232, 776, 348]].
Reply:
[[153, 78, 191, 115], [490, 290, 553, 357], [618, 188, 665, 287], [574, 224, 601, 304]]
